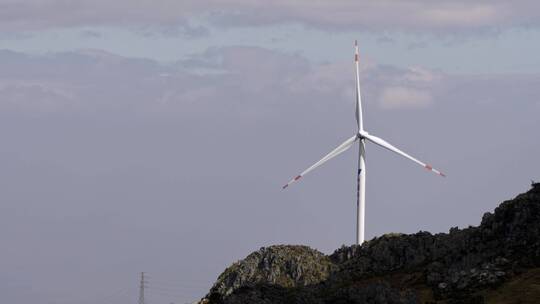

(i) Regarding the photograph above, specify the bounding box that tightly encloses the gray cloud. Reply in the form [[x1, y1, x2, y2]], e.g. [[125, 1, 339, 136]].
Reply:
[[79, 29, 103, 38], [135, 23, 211, 39], [1, 1, 540, 34], [1, 47, 539, 304]]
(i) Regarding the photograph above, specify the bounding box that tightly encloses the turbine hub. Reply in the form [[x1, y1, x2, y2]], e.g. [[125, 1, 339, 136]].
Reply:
[[358, 130, 368, 139]]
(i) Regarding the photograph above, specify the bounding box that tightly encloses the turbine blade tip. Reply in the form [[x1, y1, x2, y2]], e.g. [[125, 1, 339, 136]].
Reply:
[[282, 184, 288, 189]]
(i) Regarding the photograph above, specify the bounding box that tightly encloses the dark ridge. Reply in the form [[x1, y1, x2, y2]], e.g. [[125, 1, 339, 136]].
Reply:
[[200, 183, 540, 304]]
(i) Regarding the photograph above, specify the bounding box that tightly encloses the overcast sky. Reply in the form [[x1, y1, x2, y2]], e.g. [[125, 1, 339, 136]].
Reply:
[[1, 1, 539, 304]]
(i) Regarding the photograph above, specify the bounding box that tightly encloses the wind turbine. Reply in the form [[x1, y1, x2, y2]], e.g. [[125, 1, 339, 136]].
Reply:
[[282, 41, 445, 245]]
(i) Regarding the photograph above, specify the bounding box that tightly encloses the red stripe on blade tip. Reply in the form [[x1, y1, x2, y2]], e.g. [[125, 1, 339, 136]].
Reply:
[[425, 164, 433, 171], [294, 175, 302, 181]]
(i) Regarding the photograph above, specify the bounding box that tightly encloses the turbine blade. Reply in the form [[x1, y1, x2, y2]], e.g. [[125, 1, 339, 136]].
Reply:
[[362, 132, 446, 177], [283, 135, 358, 189], [354, 40, 364, 131]]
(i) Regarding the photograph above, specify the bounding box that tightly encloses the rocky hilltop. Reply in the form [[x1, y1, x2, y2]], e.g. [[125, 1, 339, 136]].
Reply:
[[201, 183, 540, 304]]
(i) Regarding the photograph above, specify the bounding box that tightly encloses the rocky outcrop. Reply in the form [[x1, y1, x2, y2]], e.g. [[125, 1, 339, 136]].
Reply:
[[202, 183, 540, 304], [210, 282, 419, 304], [207, 245, 334, 300]]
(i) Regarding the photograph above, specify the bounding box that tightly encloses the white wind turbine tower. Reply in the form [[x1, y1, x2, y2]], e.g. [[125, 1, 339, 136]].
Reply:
[[283, 41, 445, 245]]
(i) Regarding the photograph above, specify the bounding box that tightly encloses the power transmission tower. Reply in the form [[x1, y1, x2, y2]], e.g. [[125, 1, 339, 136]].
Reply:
[[139, 272, 148, 304]]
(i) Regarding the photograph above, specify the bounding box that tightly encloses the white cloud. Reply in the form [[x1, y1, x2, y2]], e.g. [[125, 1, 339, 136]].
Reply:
[[6, 46, 540, 115], [288, 62, 348, 94], [0, 47, 446, 114], [379, 86, 432, 109], [403, 67, 441, 83]]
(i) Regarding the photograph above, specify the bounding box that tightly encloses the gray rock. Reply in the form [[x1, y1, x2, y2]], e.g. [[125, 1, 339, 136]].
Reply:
[[201, 183, 540, 303], [206, 245, 334, 299]]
